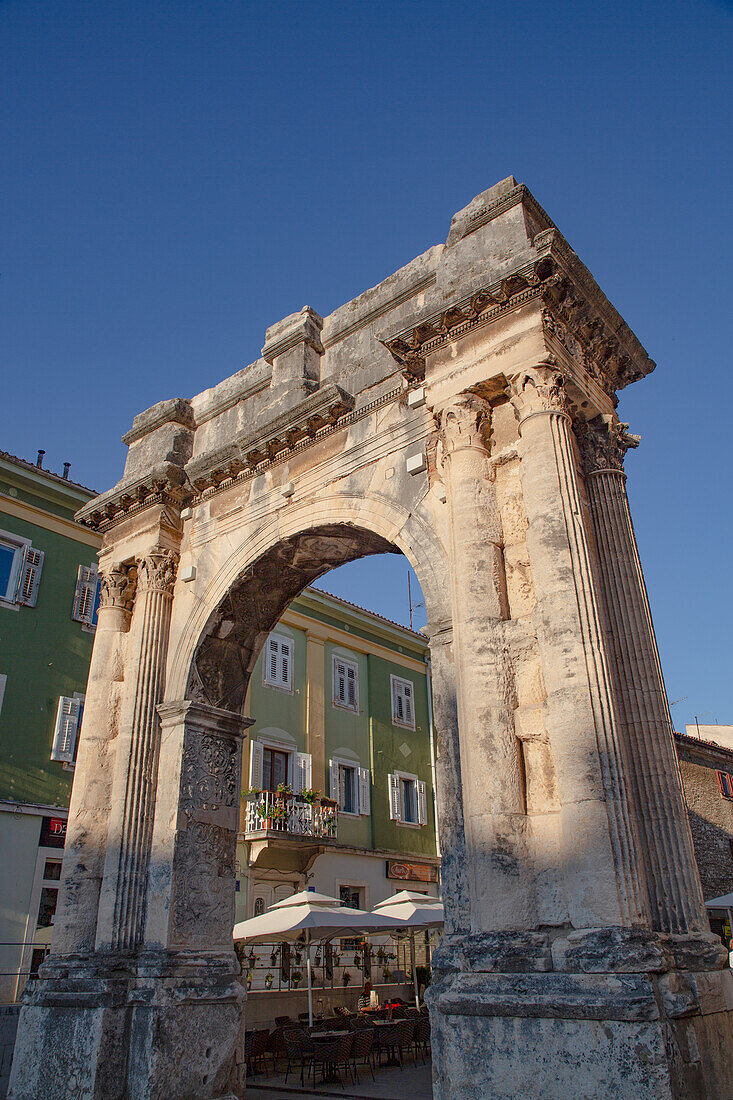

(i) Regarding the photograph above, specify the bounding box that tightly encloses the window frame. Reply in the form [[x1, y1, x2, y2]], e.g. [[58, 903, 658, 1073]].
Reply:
[[390, 674, 416, 730], [717, 770, 733, 800], [262, 631, 294, 693], [0, 528, 29, 609], [389, 769, 427, 828], [332, 653, 359, 714]]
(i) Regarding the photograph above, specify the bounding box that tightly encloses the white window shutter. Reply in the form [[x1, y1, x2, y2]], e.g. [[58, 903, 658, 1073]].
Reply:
[[51, 697, 81, 763], [17, 546, 44, 607], [269, 639, 278, 683], [358, 766, 370, 816], [280, 639, 291, 687], [329, 758, 340, 803], [294, 752, 311, 794], [417, 780, 428, 825], [392, 679, 401, 722], [249, 741, 264, 789], [388, 773, 402, 821], [334, 659, 345, 704], [347, 666, 357, 710]]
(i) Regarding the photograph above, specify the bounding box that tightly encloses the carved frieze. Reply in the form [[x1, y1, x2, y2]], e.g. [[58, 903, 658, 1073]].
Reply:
[[136, 549, 179, 595], [170, 821, 236, 945], [575, 414, 640, 475], [180, 730, 239, 821]]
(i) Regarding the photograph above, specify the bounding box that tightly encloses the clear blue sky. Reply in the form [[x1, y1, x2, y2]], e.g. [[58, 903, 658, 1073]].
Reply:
[[2, 1, 731, 729]]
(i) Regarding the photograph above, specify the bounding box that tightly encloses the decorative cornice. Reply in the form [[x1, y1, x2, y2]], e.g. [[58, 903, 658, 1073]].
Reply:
[[322, 272, 437, 350], [185, 383, 355, 493], [76, 463, 187, 532], [575, 414, 640, 475], [383, 232, 655, 394]]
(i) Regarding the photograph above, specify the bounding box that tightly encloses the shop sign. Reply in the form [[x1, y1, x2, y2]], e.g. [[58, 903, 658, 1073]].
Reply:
[[39, 816, 67, 849], [386, 860, 438, 883]]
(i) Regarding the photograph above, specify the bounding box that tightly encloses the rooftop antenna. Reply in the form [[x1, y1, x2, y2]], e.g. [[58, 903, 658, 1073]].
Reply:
[[407, 571, 425, 631], [694, 712, 711, 738], [36, 449, 45, 468]]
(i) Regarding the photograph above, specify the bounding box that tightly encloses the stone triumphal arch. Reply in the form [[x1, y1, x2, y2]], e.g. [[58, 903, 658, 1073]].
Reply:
[[9, 178, 733, 1098]]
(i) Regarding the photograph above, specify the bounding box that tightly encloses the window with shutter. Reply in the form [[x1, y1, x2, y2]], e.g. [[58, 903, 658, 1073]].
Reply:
[[17, 546, 44, 607], [390, 675, 416, 730], [417, 780, 428, 826], [329, 758, 341, 804], [249, 741, 264, 790], [332, 655, 358, 712], [263, 632, 294, 691], [51, 696, 82, 764], [388, 773, 402, 821], [294, 752, 312, 794], [357, 766, 371, 816], [72, 564, 100, 627]]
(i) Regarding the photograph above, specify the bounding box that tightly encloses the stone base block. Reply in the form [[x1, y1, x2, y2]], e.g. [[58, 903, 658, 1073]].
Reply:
[[8, 954, 246, 1100], [428, 967, 733, 1100]]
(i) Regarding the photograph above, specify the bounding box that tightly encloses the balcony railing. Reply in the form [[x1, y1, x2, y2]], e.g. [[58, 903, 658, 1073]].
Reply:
[[244, 792, 338, 840]]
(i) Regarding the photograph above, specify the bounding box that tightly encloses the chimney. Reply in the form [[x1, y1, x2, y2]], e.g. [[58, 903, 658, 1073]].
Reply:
[[36, 450, 45, 469], [62, 462, 71, 480]]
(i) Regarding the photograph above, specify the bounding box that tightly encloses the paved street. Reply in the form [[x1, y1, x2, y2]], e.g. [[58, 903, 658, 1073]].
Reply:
[[245, 1060, 433, 1099]]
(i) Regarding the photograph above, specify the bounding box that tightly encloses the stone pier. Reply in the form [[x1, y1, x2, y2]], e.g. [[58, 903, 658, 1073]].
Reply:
[[9, 177, 733, 1098]]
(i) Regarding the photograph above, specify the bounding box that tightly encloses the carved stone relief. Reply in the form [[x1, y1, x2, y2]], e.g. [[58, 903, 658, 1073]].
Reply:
[[180, 730, 239, 821]]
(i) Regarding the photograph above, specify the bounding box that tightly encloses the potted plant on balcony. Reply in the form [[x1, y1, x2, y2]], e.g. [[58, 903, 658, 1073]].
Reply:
[[265, 972, 274, 990], [275, 782, 293, 802], [242, 786, 261, 801], [256, 800, 288, 829], [291, 970, 303, 988], [300, 787, 321, 805]]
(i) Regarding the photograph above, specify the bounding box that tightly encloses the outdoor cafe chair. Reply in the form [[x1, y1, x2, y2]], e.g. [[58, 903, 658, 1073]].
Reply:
[[349, 1026, 375, 1083], [373, 1021, 403, 1068], [415, 1015, 431, 1059], [275, 1015, 294, 1027], [396, 1018, 416, 1063], [310, 1033, 354, 1088], [282, 1027, 314, 1087], [348, 1015, 374, 1031]]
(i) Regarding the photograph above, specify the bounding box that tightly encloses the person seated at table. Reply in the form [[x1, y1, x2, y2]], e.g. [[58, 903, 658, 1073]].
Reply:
[[358, 981, 378, 1010]]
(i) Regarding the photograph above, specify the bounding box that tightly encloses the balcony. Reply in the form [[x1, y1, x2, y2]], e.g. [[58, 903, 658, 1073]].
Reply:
[[243, 793, 339, 871]]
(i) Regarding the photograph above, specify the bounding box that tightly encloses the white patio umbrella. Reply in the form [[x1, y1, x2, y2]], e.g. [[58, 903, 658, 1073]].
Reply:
[[372, 891, 444, 1008], [233, 890, 403, 1026]]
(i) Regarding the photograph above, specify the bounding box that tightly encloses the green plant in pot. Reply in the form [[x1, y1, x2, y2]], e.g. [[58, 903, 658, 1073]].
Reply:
[[291, 970, 303, 987], [301, 787, 321, 805], [265, 973, 274, 989]]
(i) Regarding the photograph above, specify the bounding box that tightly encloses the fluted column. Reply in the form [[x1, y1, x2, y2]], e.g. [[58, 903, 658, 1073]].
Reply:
[[95, 548, 178, 951], [53, 562, 136, 954], [508, 367, 646, 929], [426, 621, 470, 935], [436, 392, 530, 932], [578, 414, 706, 933]]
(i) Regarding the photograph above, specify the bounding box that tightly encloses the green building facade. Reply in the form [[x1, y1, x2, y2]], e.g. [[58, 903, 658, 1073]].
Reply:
[[0, 451, 100, 1002], [238, 586, 440, 943]]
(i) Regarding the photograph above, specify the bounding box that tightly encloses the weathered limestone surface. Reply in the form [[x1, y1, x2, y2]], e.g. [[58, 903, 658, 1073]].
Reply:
[[10, 177, 733, 1098]]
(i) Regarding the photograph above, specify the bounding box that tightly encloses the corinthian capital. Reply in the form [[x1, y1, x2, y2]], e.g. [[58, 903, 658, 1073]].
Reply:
[[435, 392, 490, 455], [99, 562, 136, 613], [508, 363, 569, 422], [576, 414, 640, 475], [136, 549, 179, 595]]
